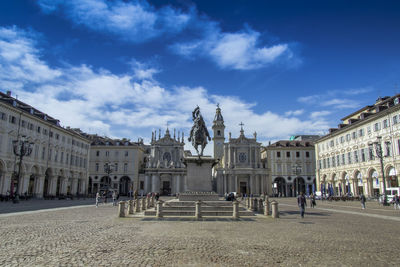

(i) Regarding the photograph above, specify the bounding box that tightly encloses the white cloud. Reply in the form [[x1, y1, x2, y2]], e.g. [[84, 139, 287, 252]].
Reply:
[[0, 26, 326, 154], [37, 0, 191, 42], [37, 0, 297, 71], [171, 28, 293, 70], [310, 110, 331, 119], [285, 109, 304, 116]]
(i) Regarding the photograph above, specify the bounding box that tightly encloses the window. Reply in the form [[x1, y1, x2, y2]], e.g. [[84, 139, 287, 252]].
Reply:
[[96, 151, 100, 156], [374, 122, 380, 132], [383, 119, 389, 128], [124, 163, 128, 172], [361, 149, 366, 162], [9, 116, 16, 124], [114, 163, 118, 172], [354, 150, 358, 163], [96, 163, 99, 172], [55, 151, 58, 162], [340, 136, 345, 143], [286, 151, 290, 158], [327, 158, 330, 168], [306, 151, 310, 158], [346, 134, 351, 141], [336, 155, 340, 166], [393, 115, 398, 125], [385, 142, 391, 157], [62, 136, 65, 142], [55, 134, 59, 140], [341, 154, 345, 165], [323, 159, 326, 169], [347, 152, 352, 164], [217, 130, 221, 136], [125, 151, 129, 157], [66, 153, 69, 164], [318, 160, 322, 170], [140, 181, 144, 190], [21, 120, 26, 127], [105, 151, 109, 157], [296, 151, 300, 158], [277, 151, 281, 158], [277, 163, 282, 172], [49, 131, 53, 138], [352, 131, 357, 139], [34, 145, 39, 158], [330, 140, 334, 147], [367, 126, 371, 135], [61, 151, 64, 163], [368, 145, 375, 160], [42, 147, 45, 160], [43, 129, 47, 135], [358, 128, 364, 137], [0, 112, 6, 120]]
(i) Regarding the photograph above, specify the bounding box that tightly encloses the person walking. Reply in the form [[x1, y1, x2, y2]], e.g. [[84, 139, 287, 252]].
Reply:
[[360, 193, 366, 209], [310, 193, 316, 208], [393, 194, 400, 210], [112, 191, 117, 206], [95, 192, 100, 208], [297, 192, 307, 218]]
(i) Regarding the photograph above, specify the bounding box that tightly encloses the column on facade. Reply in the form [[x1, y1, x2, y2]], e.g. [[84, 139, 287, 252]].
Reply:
[[144, 175, 150, 194], [175, 174, 181, 194], [234, 175, 238, 193], [72, 178, 78, 195], [35, 176, 44, 198], [250, 174, 254, 195], [151, 174, 159, 193], [256, 174, 261, 195], [223, 174, 227, 194], [2, 172, 12, 195], [20, 173, 30, 195], [233, 148, 237, 166]]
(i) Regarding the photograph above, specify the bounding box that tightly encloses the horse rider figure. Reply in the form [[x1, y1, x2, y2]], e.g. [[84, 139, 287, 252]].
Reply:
[[188, 106, 211, 156]]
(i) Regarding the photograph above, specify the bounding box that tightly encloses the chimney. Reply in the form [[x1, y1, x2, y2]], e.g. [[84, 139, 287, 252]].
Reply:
[[6, 91, 11, 96]]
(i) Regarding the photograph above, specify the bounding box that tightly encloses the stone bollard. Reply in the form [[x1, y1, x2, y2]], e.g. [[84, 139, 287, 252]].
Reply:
[[141, 197, 146, 211], [232, 200, 240, 219], [249, 197, 253, 210], [253, 198, 258, 212], [271, 201, 279, 218], [135, 198, 140, 212], [146, 196, 151, 209], [258, 199, 263, 213], [151, 195, 155, 207], [195, 201, 202, 219], [118, 201, 126, 217], [156, 201, 163, 218], [128, 200, 134, 215], [264, 199, 270, 216]]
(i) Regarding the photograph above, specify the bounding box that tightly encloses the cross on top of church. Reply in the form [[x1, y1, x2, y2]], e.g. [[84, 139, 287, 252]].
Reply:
[[217, 103, 220, 108], [239, 122, 244, 129]]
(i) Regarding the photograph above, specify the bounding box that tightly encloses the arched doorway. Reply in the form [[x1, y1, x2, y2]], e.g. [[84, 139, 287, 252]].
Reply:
[[273, 177, 286, 197], [355, 171, 363, 195], [343, 172, 351, 195], [100, 176, 111, 190], [119, 176, 131, 196], [369, 169, 379, 197], [28, 174, 35, 196], [160, 174, 172, 196], [387, 167, 398, 187], [293, 177, 305, 196]]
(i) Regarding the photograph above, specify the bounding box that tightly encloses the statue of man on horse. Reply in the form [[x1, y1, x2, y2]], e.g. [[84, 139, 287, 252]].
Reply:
[[188, 106, 211, 156]]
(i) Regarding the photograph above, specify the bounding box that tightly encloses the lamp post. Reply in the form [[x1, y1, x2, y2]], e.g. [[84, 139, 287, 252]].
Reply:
[[12, 135, 34, 203], [372, 136, 390, 206], [104, 163, 114, 191], [292, 165, 302, 196]]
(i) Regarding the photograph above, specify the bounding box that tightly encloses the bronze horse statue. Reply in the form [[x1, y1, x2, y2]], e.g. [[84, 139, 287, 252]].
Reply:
[[188, 106, 211, 156]]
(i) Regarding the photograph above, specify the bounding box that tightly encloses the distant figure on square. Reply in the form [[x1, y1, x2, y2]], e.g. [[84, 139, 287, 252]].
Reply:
[[297, 192, 307, 218], [310, 193, 316, 208], [95, 192, 100, 208], [112, 191, 117, 206], [392, 194, 399, 210], [360, 194, 366, 209]]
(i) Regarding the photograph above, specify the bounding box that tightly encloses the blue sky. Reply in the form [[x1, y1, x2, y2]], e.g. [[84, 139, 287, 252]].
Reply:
[[1, 0, 400, 153]]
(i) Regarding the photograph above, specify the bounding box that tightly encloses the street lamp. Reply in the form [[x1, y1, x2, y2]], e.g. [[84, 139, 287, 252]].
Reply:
[[292, 164, 302, 196], [104, 163, 114, 190], [372, 136, 391, 206], [12, 135, 34, 203]]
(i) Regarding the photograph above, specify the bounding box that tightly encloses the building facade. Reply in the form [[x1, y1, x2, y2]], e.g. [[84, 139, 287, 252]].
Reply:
[[0, 91, 90, 198], [315, 95, 400, 197], [87, 135, 144, 196], [212, 106, 269, 196], [140, 128, 186, 196], [262, 138, 317, 197]]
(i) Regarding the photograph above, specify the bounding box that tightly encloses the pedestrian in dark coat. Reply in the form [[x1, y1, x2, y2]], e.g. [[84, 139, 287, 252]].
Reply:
[[297, 192, 307, 218]]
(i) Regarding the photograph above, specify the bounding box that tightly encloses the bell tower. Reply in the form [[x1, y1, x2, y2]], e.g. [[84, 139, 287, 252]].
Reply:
[[212, 104, 225, 161]]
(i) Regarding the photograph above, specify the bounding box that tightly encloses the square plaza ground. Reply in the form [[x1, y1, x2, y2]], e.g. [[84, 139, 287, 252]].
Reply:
[[0, 198, 399, 266]]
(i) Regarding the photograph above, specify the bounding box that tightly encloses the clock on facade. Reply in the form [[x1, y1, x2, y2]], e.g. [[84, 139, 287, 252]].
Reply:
[[239, 152, 247, 163]]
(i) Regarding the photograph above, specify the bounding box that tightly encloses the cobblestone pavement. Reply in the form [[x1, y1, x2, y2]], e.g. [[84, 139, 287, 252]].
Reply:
[[1, 197, 399, 266]]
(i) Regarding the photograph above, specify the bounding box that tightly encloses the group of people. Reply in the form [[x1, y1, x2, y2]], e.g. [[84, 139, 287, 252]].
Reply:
[[95, 190, 119, 208]]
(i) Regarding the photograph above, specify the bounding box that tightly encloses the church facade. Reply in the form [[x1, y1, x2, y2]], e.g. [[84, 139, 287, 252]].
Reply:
[[212, 106, 270, 196]]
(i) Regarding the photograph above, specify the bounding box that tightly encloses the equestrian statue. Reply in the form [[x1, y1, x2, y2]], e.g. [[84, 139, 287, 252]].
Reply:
[[188, 106, 211, 156]]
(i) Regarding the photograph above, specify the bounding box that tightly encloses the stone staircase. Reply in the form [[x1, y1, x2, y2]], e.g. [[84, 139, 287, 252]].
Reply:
[[144, 199, 255, 217]]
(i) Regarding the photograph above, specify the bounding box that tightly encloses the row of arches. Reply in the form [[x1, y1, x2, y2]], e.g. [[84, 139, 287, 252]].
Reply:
[[88, 176, 132, 196], [273, 176, 316, 197]]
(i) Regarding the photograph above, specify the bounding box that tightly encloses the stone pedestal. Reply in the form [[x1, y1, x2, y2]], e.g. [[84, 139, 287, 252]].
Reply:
[[195, 201, 202, 219], [184, 156, 215, 192], [156, 201, 163, 218], [232, 200, 239, 219], [128, 200, 134, 214], [271, 201, 279, 218], [264, 199, 270, 216], [118, 201, 126, 217], [135, 198, 140, 212]]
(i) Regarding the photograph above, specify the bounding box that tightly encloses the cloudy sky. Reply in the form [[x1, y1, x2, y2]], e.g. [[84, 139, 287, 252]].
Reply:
[[1, 0, 400, 154]]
